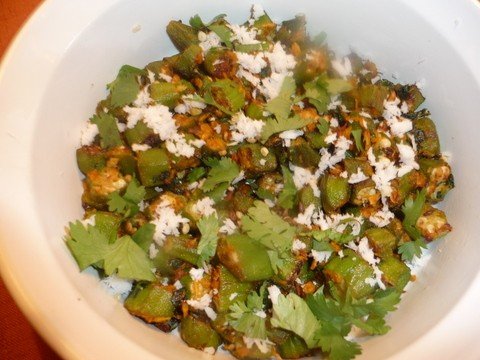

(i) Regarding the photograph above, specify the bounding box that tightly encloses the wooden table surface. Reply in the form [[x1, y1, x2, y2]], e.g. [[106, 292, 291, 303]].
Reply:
[[0, 0, 63, 359]]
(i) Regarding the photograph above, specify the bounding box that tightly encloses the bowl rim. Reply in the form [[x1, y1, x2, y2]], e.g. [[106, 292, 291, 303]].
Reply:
[[1, 1, 480, 359]]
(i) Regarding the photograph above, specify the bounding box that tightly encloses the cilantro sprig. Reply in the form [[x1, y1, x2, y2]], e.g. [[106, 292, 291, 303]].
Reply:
[[107, 65, 145, 107], [108, 178, 146, 218], [66, 221, 155, 281], [202, 157, 240, 200], [229, 283, 268, 339], [399, 190, 427, 261], [196, 215, 220, 265]]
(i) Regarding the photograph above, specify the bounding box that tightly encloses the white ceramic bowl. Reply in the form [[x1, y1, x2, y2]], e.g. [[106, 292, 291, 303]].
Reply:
[[1, 0, 480, 359]]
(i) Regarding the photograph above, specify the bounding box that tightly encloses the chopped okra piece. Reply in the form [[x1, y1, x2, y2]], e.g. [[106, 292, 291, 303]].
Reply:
[[343, 158, 373, 177], [124, 121, 155, 146], [124, 283, 175, 324], [357, 84, 390, 114], [390, 170, 425, 208], [137, 148, 170, 187], [76, 146, 106, 175], [298, 185, 321, 210], [172, 44, 204, 78], [320, 173, 351, 213], [166, 20, 199, 52], [418, 158, 454, 203], [181, 272, 211, 301], [288, 140, 321, 168], [163, 235, 199, 265], [204, 48, 238, 79], [350, 179, 380, 206], [323, 249, 375, 299], [364, 228, 397, 258], [235, 143, 277, 176], [232, 184, 256, 213], [413, 117, 441, 158], [82, 165, 128, 208], [180, 316, 222, 350], [256, 172, 283, 200], [416, 205, 452, 241], [217, 234, 274, 281], [150, 80, 194, 108], [378, 257, 411, 292], [395, 84, 425, 111], [107, 146, 137, 175], [212, 265, 253, 313]]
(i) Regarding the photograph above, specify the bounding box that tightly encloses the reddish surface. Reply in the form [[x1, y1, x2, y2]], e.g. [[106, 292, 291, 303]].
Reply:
[[0, 0, 63, 359]]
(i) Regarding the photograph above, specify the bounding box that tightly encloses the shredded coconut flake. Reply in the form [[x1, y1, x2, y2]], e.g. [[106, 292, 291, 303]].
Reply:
[[348, 168, 369, 184], [267, 285, 281, 305], [230, 112, 265, 144], [192, 197, 217, 217], [311, 250, 332, 263], [189, 268, 205, 281], [80, 121, 99, 146], [219, 218, 237, 235], [150, 200, 190, 245]]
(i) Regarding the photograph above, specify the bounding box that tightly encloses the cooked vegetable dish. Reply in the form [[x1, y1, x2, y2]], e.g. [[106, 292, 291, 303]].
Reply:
[[66, 5, 454, 359]]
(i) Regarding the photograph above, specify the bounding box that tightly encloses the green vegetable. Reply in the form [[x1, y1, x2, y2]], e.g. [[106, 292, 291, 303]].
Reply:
[[66, 221, 155, 281], [166, 20, 199, 51], [91, 113, 123, 149], [137, 148, 170, 187], [413, 117, 441, 158], [202, 79, 245, 115], [76, 146, 106, 175], [180, 317, 222, 350], [202, 157, 240, 193], [398, 190, 427, 261], [277, 165, 297, 210], [108, 178, 146, 218], [196, 215, 220, 265], [320, 174, 351, 213], [107, 65, 145, 108], [217, 234, 274, 281], [214, 266, 253, 313], [124, 283, 174, 323]]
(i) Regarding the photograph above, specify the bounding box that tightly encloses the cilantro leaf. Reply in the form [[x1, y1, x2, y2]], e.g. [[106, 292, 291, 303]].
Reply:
[[90, 113, 123, 148], [107, 65, 145, 107], [265, 76, 296, 120], [189, 14, 205, 30], [315, 323, 362, 360], [277, 165, 296, 210], [229, 283, 268, 339], [66, 222, 155, 281], [108, 179, 146, 218], [202, 79, 245, 115], [103, 235, 156, 281], [207, 24, 233, 48], [303, 78, 330, 114], [351, 122, 364, 151], [271, 293, 320, 349], [196, 215, 220, 265], [400, 189, 427, 261], [66, 221, 110, 270], [242, 200, 295, 254], [261, 114, 315, 143], [317, 118, 330, 136], [398, 238, 427, 262], [187, 167, 206, 183], [132, 223, 155, 252], [202, 157, 240, 192], [325, 79, 354, 94]]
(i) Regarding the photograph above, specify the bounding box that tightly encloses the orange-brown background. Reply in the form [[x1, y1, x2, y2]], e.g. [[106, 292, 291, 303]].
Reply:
[[1, 0, 62, 358]]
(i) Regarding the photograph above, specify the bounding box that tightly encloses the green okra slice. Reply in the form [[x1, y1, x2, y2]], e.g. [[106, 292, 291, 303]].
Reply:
[[395, 84, 425, 111], [107, 146, 137, 175], [364, 228, 397, 258], [232, 184, 256, 214], [150, 80, 194, 108], [416, 205, 452, 241], [180, 316, 222, 350], [357, 84, 390, 114], [124, 121, 154, 146], [217, 234, 274, 281], [298, 185, 321, 211], [212, 265, 253, 313], [137, 148, 170, 187], [418, 157, 454, 203], [124, 283, 175, 324], [163, 235, 199, 265], [350, 179, 379, 206], [236, 143, 277, 176], [172, 44, 203, 78], [378, 256, 411, 292], [166, 21, 199, 52], [288, 141, 321, 168], [204, 48, 238, 79], [320, 173, 351, 213], [323, 249, 375, 299], [76, 146, 106, 175], [413, 117, 441, 158]]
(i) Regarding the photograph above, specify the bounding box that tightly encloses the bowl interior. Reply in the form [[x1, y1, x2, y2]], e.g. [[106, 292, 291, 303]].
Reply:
[[28, 0, 480, 359]]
